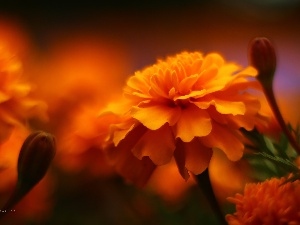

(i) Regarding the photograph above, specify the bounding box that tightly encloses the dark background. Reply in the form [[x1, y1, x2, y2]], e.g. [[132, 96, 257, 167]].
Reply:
[[2, 0, 297, 121], [1, 1, 300, 224]]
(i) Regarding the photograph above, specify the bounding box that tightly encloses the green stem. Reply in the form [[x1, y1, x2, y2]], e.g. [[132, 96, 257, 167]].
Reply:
[[264, 85, 300, 155], [195, 169, 227, 225]]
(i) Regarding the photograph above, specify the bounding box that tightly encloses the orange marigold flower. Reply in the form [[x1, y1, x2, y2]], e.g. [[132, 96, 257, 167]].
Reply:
[[103, 51, 265, 186], [226, 177, 300, 225], [0, 45, 47, 142]]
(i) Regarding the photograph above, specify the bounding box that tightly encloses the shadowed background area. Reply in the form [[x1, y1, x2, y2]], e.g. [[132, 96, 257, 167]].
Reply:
[[2, 0, 299, 122]]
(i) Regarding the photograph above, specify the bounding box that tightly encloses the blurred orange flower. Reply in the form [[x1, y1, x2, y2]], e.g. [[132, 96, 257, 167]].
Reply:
[[56, 105, 117, 177], [226, 176, 300, 225], [102, 51, 266, 186], [29, 35, 133, 177], [0, 45, 47, 142]]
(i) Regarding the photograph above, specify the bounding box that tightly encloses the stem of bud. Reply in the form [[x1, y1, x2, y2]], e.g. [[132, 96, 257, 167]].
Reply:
[[0, 131, 56, 220], [249, 37, 300, 155]]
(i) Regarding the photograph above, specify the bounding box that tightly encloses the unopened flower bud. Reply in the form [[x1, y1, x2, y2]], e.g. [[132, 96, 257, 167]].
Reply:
[[249, 37, 300, 155], [0, 131, 56, 214], [17, 131, 56, 189], [249, 37, 276, 87]]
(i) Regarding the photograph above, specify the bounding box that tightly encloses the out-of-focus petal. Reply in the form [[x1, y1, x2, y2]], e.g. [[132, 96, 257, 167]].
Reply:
[[132, 124, 175, 165]]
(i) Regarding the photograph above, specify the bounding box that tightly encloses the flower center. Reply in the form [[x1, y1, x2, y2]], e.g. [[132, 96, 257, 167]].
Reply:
[[168, 98, 189, 109]]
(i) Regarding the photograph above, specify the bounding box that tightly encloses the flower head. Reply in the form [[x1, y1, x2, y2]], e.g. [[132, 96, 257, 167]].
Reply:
[[226, 177, 300, 225], [0, 45, 47, 142], [103, 51, 266, 185]]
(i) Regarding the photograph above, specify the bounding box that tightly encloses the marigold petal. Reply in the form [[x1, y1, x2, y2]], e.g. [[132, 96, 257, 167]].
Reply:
[[174, 89, 207, 101], [178, 74, 199, 94], [108, 124, 148, 160], [193, 96, 245, 115], [131, 104, 181, 130], [218, 64, 241, 77], [226, 97, 261, 130], [236, 66, 257, 77], [184, 138, 212, 175], [214, 99, 245, 115], [126, 71, 150, 94], [174, 140, 189, 180], [108, 117, 137, 146], [201, 53, 224, 70], [149, 74, 169, 99], [109, 142, 156, 187], [201, 122, 244, 161], [132, 124, 175, 165], [175, 105, 212, 142], [174, 139, 212, 180], [112, 123, 135, 146], [195, 66, 219, 90], [106, 124, 155, 186]]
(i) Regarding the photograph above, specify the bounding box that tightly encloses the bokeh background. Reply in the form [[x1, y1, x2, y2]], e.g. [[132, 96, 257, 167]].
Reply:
[[0, 0, 300, 224]]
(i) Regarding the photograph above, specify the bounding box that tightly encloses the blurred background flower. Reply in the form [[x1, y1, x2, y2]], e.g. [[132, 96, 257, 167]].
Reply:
[[0, 0, 299, 224]]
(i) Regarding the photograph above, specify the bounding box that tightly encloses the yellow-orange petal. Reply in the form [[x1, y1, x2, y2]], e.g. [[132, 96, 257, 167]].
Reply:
[[235, 66, 258, 77], [213, 99, 245, 115], [200, 53, 224, 70], [126, 71, 150, 94], [131, 124, 175, 165], [175, 105, 212, 142], [131, 104, 181, 130], [178, 74, 199, 94], [201, 122, 244, 161], [194, 97, 246, 115], [195, 65, 219, 90]]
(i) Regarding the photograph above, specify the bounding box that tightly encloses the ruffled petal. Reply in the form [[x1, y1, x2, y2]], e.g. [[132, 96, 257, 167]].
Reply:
[[200, 122, 244, 161], [178, 74, 199, 94], [107, 124, 148, 162], [201, 53, 224, 70], [213, 99, 245, 115], [226, 97, 261, 130], [132, 124, 175, 165], [175, 105, 212, 142], [108, 142, 156, 187], [184, 138, 212, 175], [174, 138, 212, 180], [174, 139, 189, 180], [106, 124, 154, 187], [131, 104, 181, 130], [149, 74, 169, 99], [174, 89, 207, 101], [126, 71, 151, 95]]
